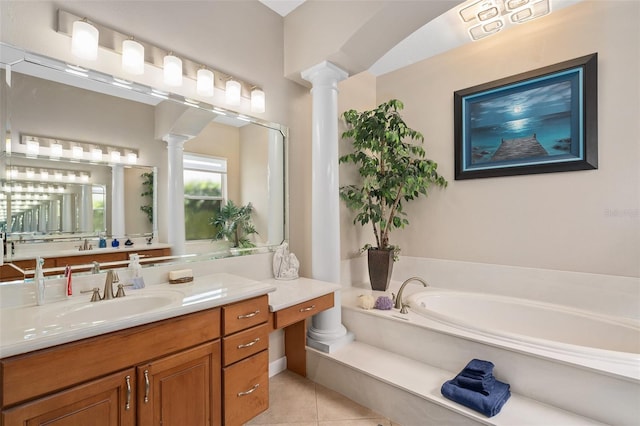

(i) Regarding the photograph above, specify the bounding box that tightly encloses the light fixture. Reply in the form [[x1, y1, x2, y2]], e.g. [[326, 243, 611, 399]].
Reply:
[[50, 142, 63, 158], [458, 0, 551, 41], [71, 18, 99, 60], [110, 150, 122, 163], [225, 79, 242, 106], [163, 53, 183, 87], [197, 67, 215, 97], [40, 170, 49, 180], [250, 88, 266, 113], [92, 147, 103, 161], [72, 146, 84, 159], [26, 139, 39, 157], [122, 38, 145, 75], [126, 152, 138, 164]]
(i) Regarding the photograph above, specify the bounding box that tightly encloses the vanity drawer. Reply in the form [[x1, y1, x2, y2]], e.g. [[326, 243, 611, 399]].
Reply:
[[274, 293, 334, 329], [223, 295, 269, 335], [223, 350, 268, 425], [223, 323, 269, 366]]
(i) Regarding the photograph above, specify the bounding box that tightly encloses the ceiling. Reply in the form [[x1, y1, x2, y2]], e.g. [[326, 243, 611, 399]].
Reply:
[[262, 0, 584, 77]]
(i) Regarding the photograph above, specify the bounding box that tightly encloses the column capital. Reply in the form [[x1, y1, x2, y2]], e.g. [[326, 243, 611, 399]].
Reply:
[[301, 61, 349, 88], [162, 133, 191, 147]]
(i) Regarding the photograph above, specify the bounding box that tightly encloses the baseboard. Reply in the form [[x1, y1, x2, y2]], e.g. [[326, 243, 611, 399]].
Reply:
[[269, 356, 287, 377]]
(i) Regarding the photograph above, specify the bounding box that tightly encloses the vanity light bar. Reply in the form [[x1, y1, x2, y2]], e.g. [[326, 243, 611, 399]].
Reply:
[[4, 165, 92, 184], [15, 135, 139, 166], [57, 9, 266, 112]]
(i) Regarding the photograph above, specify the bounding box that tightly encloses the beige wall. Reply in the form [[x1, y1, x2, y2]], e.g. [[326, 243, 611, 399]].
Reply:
[[239, 124, 270, 245], [185, 122, 241, 204], [344, 1, 639, 277]]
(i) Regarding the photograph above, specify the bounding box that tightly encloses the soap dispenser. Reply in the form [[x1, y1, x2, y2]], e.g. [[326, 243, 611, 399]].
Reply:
[[35, 256, 46, 305], [128, 253, 145, 289]]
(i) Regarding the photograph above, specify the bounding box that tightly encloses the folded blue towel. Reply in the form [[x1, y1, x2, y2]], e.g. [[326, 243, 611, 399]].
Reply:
[[460, 359, 494, 379], [441, 378, 511, 417], [456, 374, 496, 395]]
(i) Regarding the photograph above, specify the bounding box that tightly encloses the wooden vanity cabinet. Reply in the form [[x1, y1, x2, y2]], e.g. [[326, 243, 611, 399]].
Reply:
[[0, 247, 171, 282], [2, 368, 136, 426]]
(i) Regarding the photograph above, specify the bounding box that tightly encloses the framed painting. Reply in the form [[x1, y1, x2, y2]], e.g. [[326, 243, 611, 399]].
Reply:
[[454, 53, 598, 180]]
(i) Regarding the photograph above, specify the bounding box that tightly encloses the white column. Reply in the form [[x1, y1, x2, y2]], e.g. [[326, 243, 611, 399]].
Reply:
[[78, 184, 94, 233], [163, 134, 190, 255], [111, 165, 125, 238], [267, 128, 284, 245], [61, 194, 73, 232], [301, 61, 354, 353]]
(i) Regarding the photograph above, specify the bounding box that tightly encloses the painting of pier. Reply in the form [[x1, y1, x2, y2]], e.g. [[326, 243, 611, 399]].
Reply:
[[454, 54, 598, 179]]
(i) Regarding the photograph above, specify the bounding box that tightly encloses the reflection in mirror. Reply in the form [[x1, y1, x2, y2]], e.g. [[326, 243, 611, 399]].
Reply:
[[0, 45, 287, 278]]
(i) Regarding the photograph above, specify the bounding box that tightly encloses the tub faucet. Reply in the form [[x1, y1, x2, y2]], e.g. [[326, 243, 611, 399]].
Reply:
[[394, 277, 428, 310]]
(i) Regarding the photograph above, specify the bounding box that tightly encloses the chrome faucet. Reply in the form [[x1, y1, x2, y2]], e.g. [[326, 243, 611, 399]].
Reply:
[[393, 276, 428, 311], [92, 261, 100, 274]]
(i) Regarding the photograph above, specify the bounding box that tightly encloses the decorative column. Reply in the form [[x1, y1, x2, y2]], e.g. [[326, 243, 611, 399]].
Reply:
[[163, 134, 190, 255], [267, 128, 284, 245], [111, 165, 125, 238], [78, 184, 94, 233], [301, 61, 354, 353]]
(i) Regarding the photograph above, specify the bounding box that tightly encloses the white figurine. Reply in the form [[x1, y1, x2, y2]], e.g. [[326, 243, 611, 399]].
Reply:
[[273, 242, 300, 280]]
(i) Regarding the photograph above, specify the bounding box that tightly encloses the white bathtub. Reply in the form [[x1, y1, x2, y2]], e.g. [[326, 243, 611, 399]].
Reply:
[[408, 289, 640, 364]]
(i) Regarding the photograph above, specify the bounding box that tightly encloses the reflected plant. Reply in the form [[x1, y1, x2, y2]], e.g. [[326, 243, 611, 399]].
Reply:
[[211, 200, 258, 248], [140, 172, 154, 224]]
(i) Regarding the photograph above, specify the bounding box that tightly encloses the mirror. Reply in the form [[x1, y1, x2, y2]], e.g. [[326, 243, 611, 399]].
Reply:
[[0, 45, 287, 273]]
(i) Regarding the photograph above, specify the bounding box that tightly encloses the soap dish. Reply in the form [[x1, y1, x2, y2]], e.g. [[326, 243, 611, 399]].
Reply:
[[169, 276, 193, 284]]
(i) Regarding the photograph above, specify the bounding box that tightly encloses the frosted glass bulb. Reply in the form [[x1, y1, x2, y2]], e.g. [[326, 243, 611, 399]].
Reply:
[[225, 79, 241, 106], [71, 20, 99, 61], [163, 54, 183, 87], [197, 68, 214, 97], [122, 39, 145, 75]]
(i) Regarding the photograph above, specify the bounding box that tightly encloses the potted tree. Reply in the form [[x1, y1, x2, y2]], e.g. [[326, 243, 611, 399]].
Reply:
[[211, 200, 258, 251], [339, 99, 447, 291]]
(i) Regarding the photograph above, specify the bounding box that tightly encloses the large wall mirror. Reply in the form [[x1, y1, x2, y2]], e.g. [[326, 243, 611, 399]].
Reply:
[[1, 44, 288, 276]]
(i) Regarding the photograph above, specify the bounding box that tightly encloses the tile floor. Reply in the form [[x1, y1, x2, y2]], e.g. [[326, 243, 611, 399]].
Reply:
[[246, 370, 399, 426]]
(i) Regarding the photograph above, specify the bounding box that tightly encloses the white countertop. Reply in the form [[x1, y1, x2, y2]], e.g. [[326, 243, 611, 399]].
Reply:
[[0, 274, 341, 358]]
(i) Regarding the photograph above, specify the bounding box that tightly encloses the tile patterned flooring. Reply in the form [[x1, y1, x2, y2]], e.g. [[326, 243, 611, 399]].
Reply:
[[246, 370, 398, 426]]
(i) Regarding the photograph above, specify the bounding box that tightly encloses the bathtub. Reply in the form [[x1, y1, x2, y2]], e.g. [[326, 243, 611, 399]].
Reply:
[[407, 288, 640, 364]]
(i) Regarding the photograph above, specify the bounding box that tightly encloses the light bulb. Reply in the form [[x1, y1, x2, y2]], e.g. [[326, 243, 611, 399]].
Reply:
[[92, 148, 103, 161], [122, 39, 145, 75], [225, 79, 241, 106], [163, 54, 183, 87], [71, 19, 99, 61], [197, 68, 215, 97], [250, 88, 265, 113], [50, 143, 63, 158], [72, 146, 84, 159], [110, 150, 122, 163]]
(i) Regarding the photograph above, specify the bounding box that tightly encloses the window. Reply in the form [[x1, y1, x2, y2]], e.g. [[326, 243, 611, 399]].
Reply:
[[183, 153, 227, 240]]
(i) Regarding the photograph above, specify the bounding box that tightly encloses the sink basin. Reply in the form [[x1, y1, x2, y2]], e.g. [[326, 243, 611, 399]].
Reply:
[[40, 290, 184, 325]]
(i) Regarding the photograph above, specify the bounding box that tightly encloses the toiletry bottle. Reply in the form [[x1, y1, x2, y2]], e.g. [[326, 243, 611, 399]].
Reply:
[[35, 257, 46, 305], [65, 264, 73, 297], [128, 253, 145, 289]]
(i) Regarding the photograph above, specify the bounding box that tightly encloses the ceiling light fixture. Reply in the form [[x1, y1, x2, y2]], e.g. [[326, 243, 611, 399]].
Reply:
[[122, 37, 145, 75], [458, 0, 551, 41], [163, 53, 183, 87], [71, 18, 99, 60]]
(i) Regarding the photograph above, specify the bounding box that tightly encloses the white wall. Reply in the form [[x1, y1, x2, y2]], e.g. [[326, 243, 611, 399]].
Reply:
[[347, 1, 640, 277]]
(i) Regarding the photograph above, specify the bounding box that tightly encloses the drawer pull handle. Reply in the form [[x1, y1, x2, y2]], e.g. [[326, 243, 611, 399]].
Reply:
[[238, 383, 260, 397], [237, 337, 261, 349], [125, 375, 131, 411], [238, 310, 260, 319], [299, 304, 316, 312], [144, 369, 150, 403]]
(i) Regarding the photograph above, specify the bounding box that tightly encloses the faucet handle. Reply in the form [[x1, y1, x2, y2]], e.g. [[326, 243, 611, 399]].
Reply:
[[112, 271, 120, 283], [115, 284, 126, 298], [81, 287, 101, 302]]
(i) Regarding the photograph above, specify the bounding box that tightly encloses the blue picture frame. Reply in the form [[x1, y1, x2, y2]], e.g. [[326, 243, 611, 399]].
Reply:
[[454, 54, 598, 180]]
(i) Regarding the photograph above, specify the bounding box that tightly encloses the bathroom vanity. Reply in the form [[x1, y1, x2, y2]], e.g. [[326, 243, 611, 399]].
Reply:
[[0, 273, 338, 425]]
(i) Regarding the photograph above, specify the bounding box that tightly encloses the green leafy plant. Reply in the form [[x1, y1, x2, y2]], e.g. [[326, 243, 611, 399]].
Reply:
[[140, 172, 154, 224], [211, 200, 258, 248], [339, 99, 447, 256]]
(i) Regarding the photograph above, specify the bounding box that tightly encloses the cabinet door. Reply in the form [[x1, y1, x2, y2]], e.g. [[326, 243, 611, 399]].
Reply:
[[137, 341, 221, 426], [2, 368, 135, 426]]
